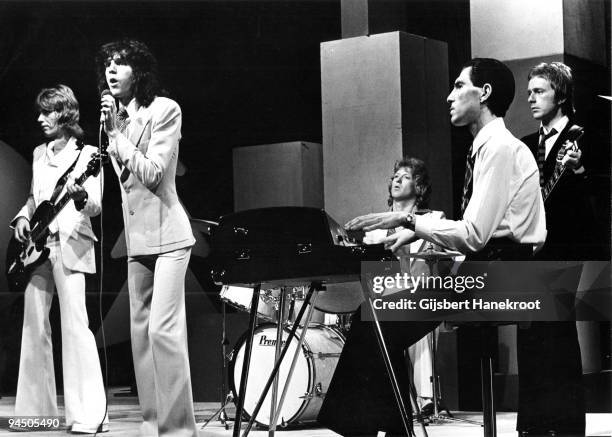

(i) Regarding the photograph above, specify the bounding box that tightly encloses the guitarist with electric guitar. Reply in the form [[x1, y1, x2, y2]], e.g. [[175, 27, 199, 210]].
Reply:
[[516, 62, 589, 436], [7, 85, 108, 433]]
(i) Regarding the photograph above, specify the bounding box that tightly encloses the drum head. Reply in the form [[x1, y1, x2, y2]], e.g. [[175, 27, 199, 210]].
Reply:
[[229, 324, 311, 427], [314, 281, 364, 314]]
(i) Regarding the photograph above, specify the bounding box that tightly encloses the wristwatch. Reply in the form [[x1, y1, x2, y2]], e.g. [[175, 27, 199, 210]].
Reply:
[[402, 212, 416, 229]]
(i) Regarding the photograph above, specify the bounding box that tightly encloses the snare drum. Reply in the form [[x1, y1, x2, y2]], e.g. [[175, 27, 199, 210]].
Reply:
[[230, 323, 345, 427]]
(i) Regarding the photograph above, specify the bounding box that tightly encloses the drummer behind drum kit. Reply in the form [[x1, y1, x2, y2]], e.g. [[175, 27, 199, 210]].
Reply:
[[217, 284, 354, 428]]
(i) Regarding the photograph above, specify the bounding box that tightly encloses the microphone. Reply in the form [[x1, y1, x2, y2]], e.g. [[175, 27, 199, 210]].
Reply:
[[99, 89, 113, 149], [100, 89, 113, 126]]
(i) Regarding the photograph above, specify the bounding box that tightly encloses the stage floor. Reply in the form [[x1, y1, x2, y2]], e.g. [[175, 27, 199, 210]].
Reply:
[[0, 389, 610, 436]]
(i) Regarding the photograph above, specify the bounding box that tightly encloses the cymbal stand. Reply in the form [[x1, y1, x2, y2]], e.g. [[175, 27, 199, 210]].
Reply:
[[241, 282, 320, 437], [201, 299, 233, 431], [424, 328, 481, 427]]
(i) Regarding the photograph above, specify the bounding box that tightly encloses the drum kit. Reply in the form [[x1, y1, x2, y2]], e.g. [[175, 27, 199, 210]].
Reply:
[[207, 284, 354, 430]]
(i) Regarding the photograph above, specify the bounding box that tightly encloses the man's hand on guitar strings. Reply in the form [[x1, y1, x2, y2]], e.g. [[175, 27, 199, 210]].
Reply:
[[66, 177, 88, 203]]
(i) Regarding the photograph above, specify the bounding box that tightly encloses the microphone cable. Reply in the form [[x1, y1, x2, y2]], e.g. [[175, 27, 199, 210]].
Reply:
[[93, 122, 109, 436]]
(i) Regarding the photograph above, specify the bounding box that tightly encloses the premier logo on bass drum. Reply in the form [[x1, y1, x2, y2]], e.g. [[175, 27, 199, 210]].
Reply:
[[258, 335, 288, 347]]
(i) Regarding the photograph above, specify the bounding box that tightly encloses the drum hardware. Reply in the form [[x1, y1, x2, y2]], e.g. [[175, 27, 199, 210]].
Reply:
[[242, 286, 321, 436], [200, 392, 234, 430], [270, 293, 323, 430], [306, 351, 341, 359], [227, 283, 342, 437], [297, 383, 324, 400]]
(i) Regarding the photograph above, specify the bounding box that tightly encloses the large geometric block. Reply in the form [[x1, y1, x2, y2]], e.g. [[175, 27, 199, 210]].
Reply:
[[233, 141, 323, 212], [321, 31, 451, 225]]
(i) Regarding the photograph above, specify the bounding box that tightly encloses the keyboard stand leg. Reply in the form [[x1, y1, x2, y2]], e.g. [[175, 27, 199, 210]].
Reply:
[[233, 284, 262, 437], [268, 288, 288, 436], [241, 282, 320, 437], [361, 287, 425, 437]]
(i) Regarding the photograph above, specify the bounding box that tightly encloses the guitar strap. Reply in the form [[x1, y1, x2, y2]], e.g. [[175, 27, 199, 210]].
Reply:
[[49, 139, 84, 204]]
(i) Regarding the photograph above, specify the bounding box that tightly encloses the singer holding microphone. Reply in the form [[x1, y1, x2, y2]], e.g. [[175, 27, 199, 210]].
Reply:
[[96, 39, 198, 436]]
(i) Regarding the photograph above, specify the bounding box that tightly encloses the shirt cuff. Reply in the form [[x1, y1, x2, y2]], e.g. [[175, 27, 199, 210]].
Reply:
[[9, 216, 28, 229], [414, 215, 433, 240]]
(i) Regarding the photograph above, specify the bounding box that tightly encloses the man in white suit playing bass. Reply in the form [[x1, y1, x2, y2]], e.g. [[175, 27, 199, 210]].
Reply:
[[11, 84, 107, 434]]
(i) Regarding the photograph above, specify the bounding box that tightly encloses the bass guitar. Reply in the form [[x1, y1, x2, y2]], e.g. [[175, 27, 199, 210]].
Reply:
[[6, 150, 107, 292]]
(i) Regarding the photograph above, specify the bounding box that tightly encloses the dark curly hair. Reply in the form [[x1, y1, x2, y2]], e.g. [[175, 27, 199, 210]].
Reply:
[[387, 156, 431, 209], [528, 62, 575, 117], [36, 84, 84, 139], [462, 58, 515, 117], [95, 39, 166, 107]]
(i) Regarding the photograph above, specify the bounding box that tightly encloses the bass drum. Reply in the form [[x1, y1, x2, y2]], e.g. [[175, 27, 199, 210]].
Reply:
[[230, 323, 345, 427]]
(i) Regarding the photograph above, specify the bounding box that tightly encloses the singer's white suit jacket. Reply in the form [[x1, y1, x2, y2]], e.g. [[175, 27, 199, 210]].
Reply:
[[12, 138, 101, 273], [108, 96, 195, 256]]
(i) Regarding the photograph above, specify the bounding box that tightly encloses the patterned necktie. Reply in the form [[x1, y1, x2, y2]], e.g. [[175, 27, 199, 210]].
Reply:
[[537, 127, 557, 186], [116, 107, 129, 134], [116, 108, 131, 182], [460, 145, 475, 218]]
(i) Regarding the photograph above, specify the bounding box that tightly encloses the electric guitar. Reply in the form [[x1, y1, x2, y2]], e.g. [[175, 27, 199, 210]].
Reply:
[[6, 150, 107, 292], [541, 124, 584, 203]]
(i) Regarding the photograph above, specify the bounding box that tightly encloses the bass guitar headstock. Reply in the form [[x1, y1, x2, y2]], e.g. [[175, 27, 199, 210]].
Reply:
[[83, 150, 109, 179]]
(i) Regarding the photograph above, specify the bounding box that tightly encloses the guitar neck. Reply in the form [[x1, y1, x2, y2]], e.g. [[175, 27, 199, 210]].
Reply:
[[52, 170, 91, 216], [29, 159, 100, 242], [541, 164, 566, 201], [541, 131, 582, 202]]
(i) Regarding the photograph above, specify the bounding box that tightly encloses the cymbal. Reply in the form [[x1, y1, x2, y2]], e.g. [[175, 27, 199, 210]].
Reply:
[[411, 249, 463, 260]]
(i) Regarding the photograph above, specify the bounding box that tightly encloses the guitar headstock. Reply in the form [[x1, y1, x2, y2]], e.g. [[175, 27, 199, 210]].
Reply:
[[566, 125, 584, 143], [83, 151, 109, 178], [557, 125, 585, 165], [91, 151, 110, 164]]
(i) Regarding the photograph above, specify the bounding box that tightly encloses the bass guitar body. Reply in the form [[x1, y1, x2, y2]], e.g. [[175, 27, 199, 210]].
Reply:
[[5, 201, 54, 292], [4, 147, 107, 292]]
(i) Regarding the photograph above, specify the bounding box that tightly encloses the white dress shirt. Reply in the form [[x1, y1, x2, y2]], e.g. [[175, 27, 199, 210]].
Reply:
[[541, 115, 569, 159], [414, 118, 547, 254]]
